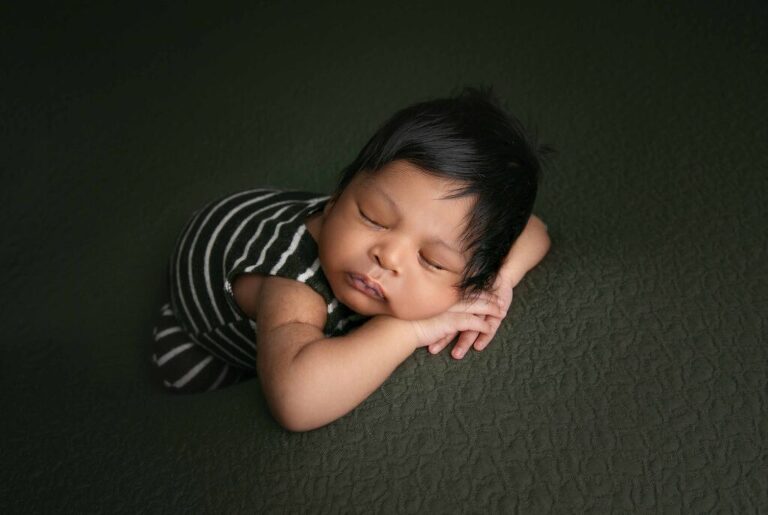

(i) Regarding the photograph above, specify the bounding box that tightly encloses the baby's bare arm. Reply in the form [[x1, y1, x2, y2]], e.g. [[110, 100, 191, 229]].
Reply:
[[500, 214, 551, 287], [255, 277, 417, 432], [255, 277, 500, 431]]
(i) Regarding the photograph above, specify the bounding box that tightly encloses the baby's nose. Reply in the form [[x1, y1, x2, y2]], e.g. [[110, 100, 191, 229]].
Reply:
[[373, 247, 401, 273]]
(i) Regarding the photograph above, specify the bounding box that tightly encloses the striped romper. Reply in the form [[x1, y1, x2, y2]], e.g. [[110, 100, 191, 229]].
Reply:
[[151, 189, 368, 393]]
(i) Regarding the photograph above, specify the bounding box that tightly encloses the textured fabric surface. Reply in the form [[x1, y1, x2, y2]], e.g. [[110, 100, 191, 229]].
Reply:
[[1, 1, 766, 513]]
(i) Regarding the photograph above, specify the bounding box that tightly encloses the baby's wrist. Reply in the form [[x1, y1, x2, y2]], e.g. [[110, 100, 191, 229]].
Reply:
[[369, 315, 421, 351], [498, 265, 521, 289]]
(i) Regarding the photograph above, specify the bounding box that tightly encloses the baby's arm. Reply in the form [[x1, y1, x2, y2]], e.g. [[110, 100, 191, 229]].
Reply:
[[255, 276, 500, 432], [427, 214, 551, 359], [500, 214, 551, 287]]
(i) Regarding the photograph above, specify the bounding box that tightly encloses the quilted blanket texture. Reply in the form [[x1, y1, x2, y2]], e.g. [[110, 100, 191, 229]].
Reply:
[[1, 1, 765, 513]]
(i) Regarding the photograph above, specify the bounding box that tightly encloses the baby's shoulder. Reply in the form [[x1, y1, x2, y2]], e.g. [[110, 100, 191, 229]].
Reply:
[[248, 274, 328, 332]]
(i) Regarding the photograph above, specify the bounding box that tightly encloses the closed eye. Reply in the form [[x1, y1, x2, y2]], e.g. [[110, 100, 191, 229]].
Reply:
[[419, 253, 445, 271], [358, 207, 385, 228]]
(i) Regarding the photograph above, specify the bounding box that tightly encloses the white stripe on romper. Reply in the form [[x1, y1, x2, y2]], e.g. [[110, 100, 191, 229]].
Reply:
[[221, 196, 327, 278], [269, 196, 329, 276], [297, 257, 320, 283], [217, 198, 307, 320], [231, 325, 257, 351], [213, 327, 254, 361], [200, 333, 252, 369], [245, 198, 326, 273], [333, 313, 363, 334], [172, 191, 332, 365], [156, 343, 195, 366], [185, 330, 250, 369], [199, 191, 283, 326], [208, 365, 231, 391], [231, 204, 294, 274], [167, 356, 213, 388], [270, 224, 306, 274], [155, 326, 184, 341], [195, 192, 284, 330], [206, 196, 318, 327], [174, 190, 265, 334]]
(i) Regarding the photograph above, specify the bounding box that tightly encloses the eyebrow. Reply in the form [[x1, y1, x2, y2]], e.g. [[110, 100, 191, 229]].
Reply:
[[366, 181, 465, 257]]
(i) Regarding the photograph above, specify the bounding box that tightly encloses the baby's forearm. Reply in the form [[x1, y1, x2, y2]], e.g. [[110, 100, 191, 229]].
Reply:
[[501, 214, 551, 287], [273, 316, 417, 432]]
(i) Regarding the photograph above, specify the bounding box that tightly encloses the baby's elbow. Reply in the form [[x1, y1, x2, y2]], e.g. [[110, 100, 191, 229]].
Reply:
[[257, 343, 337, 433], [273, 412, 311, 433], [270, 402, 314, 433], [543, 227, 552, 253], [264, 385, 324, 433], [535, 217, 552, 253]]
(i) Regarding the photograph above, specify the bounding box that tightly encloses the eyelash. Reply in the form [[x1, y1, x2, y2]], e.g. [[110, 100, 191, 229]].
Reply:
[[358, 207, 445, 271], [419, 253, 445, 271], [358, 208, 384, 229]]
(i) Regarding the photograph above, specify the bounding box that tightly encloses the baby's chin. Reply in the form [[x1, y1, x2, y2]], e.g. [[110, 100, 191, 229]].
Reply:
[[339, 293, 440, 320]]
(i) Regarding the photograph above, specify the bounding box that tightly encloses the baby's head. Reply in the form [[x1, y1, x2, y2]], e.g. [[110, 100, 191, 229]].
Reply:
[[313, 86, 553, 320]]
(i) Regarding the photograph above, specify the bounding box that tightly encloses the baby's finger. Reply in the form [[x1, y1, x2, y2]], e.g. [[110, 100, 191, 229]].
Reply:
[[450, 312, 493, 337], [428, 334, 454, 355], [473, 332, 492, 351], [451, 330, 479, 360], [474, 317, 502, 351], [452, 295, 503, 317]]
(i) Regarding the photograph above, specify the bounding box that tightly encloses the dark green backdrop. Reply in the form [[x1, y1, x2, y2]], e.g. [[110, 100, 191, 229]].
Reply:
[[2, 1, 766, 513]]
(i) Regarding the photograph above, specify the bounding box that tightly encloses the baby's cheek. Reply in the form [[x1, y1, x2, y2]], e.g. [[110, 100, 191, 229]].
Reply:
[[322, 224, 357, 262], [394, 288, 454, 320], [332, 224, 364, 253]]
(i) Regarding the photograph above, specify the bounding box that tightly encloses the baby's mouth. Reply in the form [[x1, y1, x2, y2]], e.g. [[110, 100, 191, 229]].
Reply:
[[348, 273, 385, 300]]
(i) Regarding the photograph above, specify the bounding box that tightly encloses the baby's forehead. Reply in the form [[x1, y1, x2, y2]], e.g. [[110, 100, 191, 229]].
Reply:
[[361, 168, 472, 209], [357, 164, 467, 192]]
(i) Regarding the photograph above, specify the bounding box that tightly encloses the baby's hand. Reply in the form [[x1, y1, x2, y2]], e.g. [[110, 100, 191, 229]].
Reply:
[[409, 293, 504, 349], [427, 277, 514, 360]]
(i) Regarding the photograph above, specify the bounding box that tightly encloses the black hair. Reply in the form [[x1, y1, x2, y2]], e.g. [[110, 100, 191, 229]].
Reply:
[[333, 85, 555, 300]]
